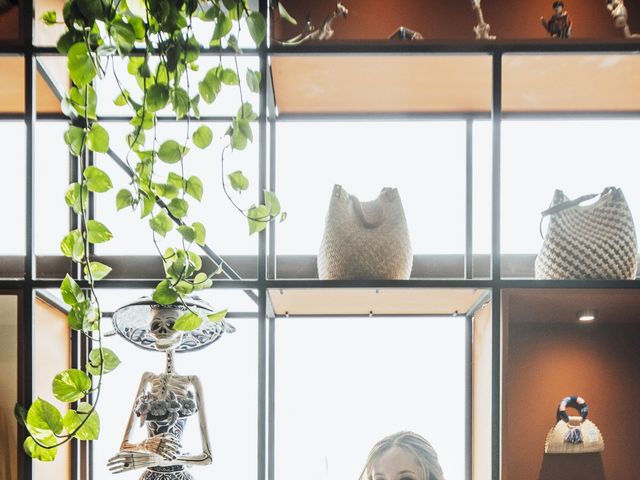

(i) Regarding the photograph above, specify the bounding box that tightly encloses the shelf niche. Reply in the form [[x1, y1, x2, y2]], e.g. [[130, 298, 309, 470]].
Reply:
[[502, 288, 640, 480]]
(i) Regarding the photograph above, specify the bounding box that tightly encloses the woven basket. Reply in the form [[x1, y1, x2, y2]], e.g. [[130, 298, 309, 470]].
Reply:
[[545, 418, 605, 454], [535, 187, 638, 280], [317, 185, 413, 280]]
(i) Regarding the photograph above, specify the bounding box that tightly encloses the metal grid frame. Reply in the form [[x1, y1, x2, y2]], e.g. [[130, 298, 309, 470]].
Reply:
[[1, 2, 640, 479]]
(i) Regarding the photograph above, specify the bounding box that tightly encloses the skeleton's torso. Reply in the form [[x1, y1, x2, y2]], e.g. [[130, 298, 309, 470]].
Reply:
[[135, 373, 198, 438]]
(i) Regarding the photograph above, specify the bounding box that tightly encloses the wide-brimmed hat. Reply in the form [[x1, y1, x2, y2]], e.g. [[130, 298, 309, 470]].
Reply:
[[112, 295, 235, 353]]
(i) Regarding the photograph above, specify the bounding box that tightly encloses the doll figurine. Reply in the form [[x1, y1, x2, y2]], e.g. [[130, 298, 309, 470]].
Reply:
[[606, 0, 640, 38], [540, 1, 573, 38], [471, 0, 496, 40]]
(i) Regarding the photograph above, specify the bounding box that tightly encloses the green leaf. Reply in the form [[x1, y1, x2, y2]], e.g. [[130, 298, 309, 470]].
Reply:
[[86, 123, 110, 153], [116, 189, 134, 210], [60, 274, 84, 306], [167, 172, 185, 189], [126, 0, 147, 18], [193, 272, 212, 290], [171, 87, 190, 120], [64, 125, 86, 156], [193, 125, 213, 149], [83, 261, 112, 281], [41, 10, 57, 26], [141, 192, 156, 218], [158, 140, 187, 164], [238, 102, 258, 121], [129, 16, 146, 39], [167, 198, 189, 219], [110, 19, 136, 54], [228, 170, 249, 192], [63, 402, 100, 440], [69, 85, 97, 119], [152, 279, 179, 305], [280, 211, 287, 222], [154, 183, 180, 200], [24, 437, 57, 462], [68, 300, 100, 332], [113, 91, 128, 106], [26, 398, 63, 435], [247, 11, 266, 46], [67, 309, 83, 331], [264, 190, 281, 216], [146, 83, 170, 112], [173, 311, 203, 331], [65, 183, 88, 214], [230, 124, 248, 151], [208, 308, 228, 322], [211, 12, 232, 42], [246, 69, 261, 93], [198, 69, 222, 104], [149, 210, 173, 237], [60, 229, 85, 262], [68, 42, 97, 88], [52, 369, 91, 403], [86, 220, 113, 244], [86, 348, 121, 375], [278, 2, 298, 24], [177, 225, 196, 243], [84, 165, 112, 192], [77, 0, 104, 22], [248, 205, 269, 235], [186, 176, 203, 201], [127, 57, 144, 75], [193, 222, 206, 245], [227, 34, 241, 54], [219, 68, 239, 86]]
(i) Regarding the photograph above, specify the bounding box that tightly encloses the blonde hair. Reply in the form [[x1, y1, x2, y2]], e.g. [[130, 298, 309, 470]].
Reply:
[[359, 431, 445, 480]]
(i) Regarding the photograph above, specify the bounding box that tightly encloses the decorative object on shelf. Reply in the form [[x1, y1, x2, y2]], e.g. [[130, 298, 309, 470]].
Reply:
[[318, 185, 413, 280], [545, 396, 604, 454], [535, 187, 638, 280], [470, 0, 496, 40], [108, 296, 234, 479], [606, 0, 640, 38], [388, 26, 424, 41], [540, 1, 573, 38], [276, 1, 349, 45], [0, 0, 16, 14]]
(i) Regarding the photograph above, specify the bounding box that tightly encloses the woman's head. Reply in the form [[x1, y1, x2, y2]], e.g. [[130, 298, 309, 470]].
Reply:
[[359, 431, 444, 480]]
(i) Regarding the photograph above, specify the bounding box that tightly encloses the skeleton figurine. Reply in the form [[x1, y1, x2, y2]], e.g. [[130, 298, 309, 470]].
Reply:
[[540, 1, 573, 38], [107, 297, 234, 480], [470, 0, 496, 40], [277, 2, 348, 45], [606, 0, 640, 38]]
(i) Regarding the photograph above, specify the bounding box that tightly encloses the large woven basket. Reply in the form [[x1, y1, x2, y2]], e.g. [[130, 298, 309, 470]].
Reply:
[[317, 185, 413, 280], [535, 187, 638, 280]]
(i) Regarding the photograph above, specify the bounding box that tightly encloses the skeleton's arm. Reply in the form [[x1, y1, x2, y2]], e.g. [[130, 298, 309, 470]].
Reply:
[[172, 375, 213, 466], [119, 371, 152, 448]]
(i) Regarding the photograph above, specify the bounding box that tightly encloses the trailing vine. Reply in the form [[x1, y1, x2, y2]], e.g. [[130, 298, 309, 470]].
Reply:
[[19, 0, 282, 461]]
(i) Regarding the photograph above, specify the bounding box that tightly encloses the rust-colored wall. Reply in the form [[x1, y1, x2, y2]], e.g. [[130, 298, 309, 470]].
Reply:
[[0, 6, 22, 43], [273, 0, 640, 41], [504, 323, 640, 480]]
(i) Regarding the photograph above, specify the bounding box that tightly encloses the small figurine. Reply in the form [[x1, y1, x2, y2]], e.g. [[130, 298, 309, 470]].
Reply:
[[606, 0, 640, 38], [388, 26, 424, 41], [470, 0, 496, 40], [276, 2, 348, 45], [540, 1, 573, 39]]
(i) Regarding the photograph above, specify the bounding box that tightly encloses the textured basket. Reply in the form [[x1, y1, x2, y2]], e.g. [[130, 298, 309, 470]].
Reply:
[[535, 187, 638, 280], [317, 185, 413, 280], [545, 418, 605, 454]]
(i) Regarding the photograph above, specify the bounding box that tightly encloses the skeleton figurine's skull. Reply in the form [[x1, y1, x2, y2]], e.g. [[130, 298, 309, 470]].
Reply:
[[149, 307, 183, 351]]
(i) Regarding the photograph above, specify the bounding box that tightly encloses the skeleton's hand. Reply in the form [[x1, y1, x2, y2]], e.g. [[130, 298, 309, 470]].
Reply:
[[108, 451, 159, 473], [137, 433, 181, 461]]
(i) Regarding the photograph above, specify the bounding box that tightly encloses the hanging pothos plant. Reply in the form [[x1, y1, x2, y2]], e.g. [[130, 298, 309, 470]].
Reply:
[[17, 0, 283, 462]]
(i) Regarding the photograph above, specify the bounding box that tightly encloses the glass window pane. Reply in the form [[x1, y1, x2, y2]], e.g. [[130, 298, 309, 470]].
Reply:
[[0, 121, 26, 260], [276, 121, 466, 260], [0, 294, 18, 480], [501, 119, 640, 259], [0, 56, 24, 114], [93, 307, 257, 480], [275, 316, 466, 480]]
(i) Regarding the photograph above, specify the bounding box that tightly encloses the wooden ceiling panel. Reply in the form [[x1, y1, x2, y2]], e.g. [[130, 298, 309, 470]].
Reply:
[[505, 288, 640, 324], [503, 54, 640, 112], [271, 55, 492, 114], [268, 287, 489, 316]]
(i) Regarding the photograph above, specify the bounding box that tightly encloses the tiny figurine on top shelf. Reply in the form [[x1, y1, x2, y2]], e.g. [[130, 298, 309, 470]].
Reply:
[[275, 1, 348, 46], [470, 0, 496, 40], [606, 0, 640, 38], [388, 26, 424, 41], [540, 1, 573, 39]]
